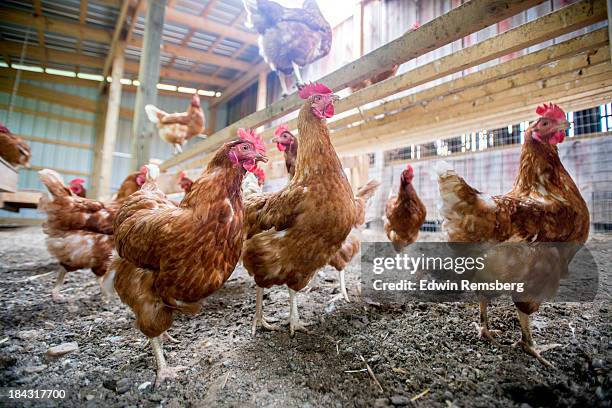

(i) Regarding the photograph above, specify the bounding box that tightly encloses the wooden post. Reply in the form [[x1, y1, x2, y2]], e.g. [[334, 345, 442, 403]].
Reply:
[[131, 0, 166, 170], [93, 42, 125, 200], [207, 106, 217, 135]]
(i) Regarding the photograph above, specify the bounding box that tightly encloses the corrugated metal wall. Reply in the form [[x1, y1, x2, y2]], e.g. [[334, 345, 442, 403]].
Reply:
[[1, 80, 209, 219]]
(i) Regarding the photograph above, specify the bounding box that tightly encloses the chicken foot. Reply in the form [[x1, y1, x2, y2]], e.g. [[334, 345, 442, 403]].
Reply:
[[52, 266, 67, 303], [278, 72, 290, 97], [292, 61, 304, 87], [475, 300, 503, 346], [150, 337, 186, 388], [251, 286, 280, 335], [287, 288, 310, 336], [513, 310, 560, 367], [338, 271, 350, 302]]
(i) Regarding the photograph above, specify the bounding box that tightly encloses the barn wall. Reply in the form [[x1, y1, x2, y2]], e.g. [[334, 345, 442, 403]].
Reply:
[[1, 81, 209, 219]]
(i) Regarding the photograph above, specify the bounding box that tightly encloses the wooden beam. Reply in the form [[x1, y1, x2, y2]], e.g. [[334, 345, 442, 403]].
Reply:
[[0, 41, 230, 88], [0, 104, 94, 126], [161, 0, 547, 170], [0, 8, 112, 44], [159, 5, 258, 45], [18, 135, 92, 149], [93, 42, 125, 199], [211, 62, 269, 107], [28, 165, 92, 177], [0, 191, 42, 210], [130, 38, 253, 72], [0, 79, 134, 119], [131, 0, 166, 170], [329, 30, 609, 133], [337, 91, 612, 156], [260, 1, 609, 141], [98, 0, 132, 93], [0, 158, 17, 193], [33, 0, 47, 68], [331, 51, 611, 145], [335, 70, 612, 154]]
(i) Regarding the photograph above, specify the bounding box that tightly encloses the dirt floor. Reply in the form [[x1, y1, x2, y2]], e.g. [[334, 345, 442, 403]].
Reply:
[[0, 227, 610, 407]]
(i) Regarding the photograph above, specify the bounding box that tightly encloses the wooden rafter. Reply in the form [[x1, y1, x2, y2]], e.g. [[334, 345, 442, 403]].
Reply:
[[0, 41, 230, 88], [0, 8, 112, 44], [98, 0, 132, 93], [32, 0, 47, 68]]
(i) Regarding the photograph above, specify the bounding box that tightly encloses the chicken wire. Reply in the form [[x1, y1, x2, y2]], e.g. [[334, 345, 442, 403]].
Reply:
[[369, 104, 612, 233]]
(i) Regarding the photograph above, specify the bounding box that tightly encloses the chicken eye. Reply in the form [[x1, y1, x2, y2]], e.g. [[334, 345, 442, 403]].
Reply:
[[314, 95, 321, 102]]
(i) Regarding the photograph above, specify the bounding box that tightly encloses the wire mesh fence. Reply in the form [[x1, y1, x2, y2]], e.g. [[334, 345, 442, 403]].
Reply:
[[371, 104, 612, 233]]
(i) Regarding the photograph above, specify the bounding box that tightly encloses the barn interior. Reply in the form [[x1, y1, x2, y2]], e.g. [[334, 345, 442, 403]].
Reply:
[[0, 0, 610, 406]]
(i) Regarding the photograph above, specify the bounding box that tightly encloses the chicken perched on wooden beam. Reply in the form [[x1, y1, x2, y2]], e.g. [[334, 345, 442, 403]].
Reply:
[[145, 94, 206, 154], [105, 132, 267, 387], [384, 164, 426, 251], [0, 122, 31, 168], [435, 103, 589, 366], [272, 124, 380, 302], [243, 0, 332, 96], [244, 83, 372, 336]]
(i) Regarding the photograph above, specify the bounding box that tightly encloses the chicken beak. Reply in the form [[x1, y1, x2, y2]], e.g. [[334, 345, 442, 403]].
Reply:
[[256, 153, 268, 163], [331, 94, 340, 102], [271, 137, 278, 143]]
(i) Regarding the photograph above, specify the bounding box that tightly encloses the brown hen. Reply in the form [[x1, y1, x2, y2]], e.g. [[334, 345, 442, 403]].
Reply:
[[107, 137, 266, 386], [435, 103, 589, 366]]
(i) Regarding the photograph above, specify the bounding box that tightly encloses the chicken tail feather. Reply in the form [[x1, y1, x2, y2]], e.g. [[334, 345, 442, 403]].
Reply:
[[144, 104, 165, 124], [38, 169, 72, 198], [354, 179, 381, 226]]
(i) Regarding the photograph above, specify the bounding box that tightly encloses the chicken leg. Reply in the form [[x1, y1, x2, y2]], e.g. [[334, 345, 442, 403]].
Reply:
[[475, 300, 502, 345], [150, 337, 186, 388], [52, 266, 67, 303], [339, 271, 350, 302], [287, 288, 310, 336], [278, 72, 290, 97], [292, 61, 304, 87], [251, 286, 280, 335], [513, 309, 560, 367]]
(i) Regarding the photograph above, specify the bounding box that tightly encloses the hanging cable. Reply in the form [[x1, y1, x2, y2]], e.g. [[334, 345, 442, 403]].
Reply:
[[8, 26, 32, 120]]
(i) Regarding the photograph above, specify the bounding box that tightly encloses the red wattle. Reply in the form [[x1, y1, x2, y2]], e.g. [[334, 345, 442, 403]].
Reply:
[[276, 143, 286, 152]]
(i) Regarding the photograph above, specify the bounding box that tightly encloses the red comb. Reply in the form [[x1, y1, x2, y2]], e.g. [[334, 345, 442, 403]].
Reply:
[[253, 166, 266, 184], [298, 82, 333, 100], [191, 93, 200, 107], [237, 128, 266, 154], [178, 171, 186, 180], [535, 103, 566, 122], [69, 178, 86, 185], [0, 123, 10, 134], [274, 124, 290, 137], [406, 164, 414, 173]]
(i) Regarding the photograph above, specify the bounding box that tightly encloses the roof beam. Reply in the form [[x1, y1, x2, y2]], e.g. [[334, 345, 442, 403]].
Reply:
[[32, 0, 47, 68], [0, 79, 134, 119], [0, 41, 230, 88], [140, 3, 258, 45], [129, 38, 253, 72], [98, 0, 132, 93], [161, 0, 548, 170], [0, 8, 112, 44]]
